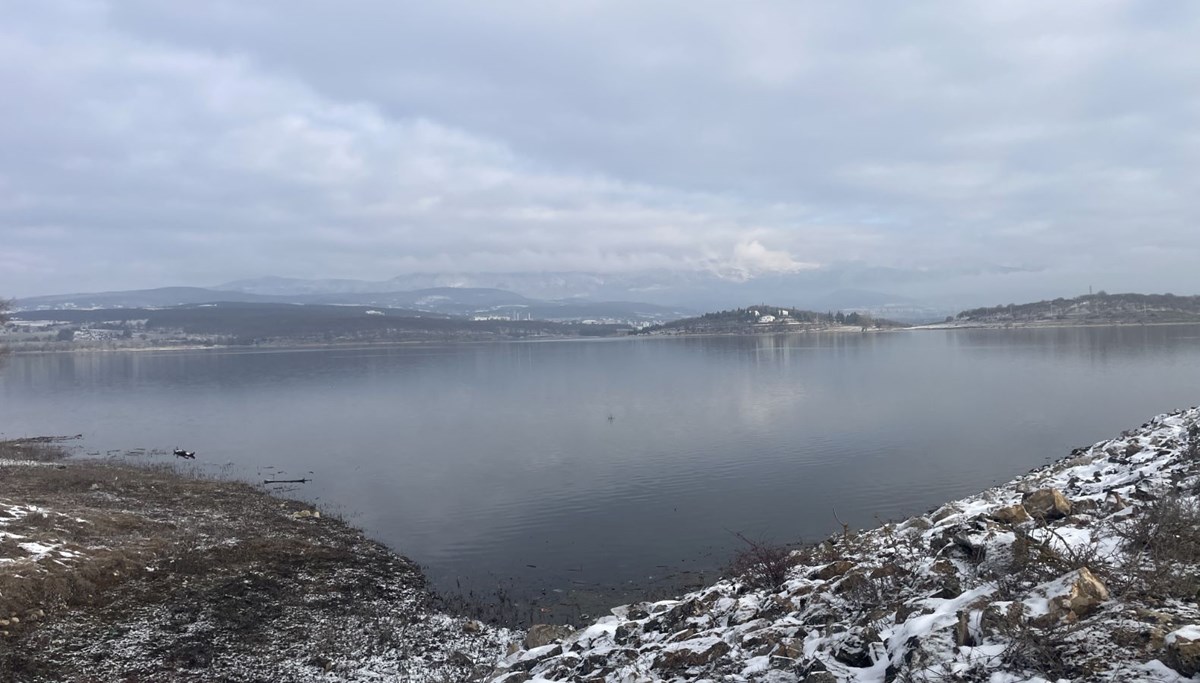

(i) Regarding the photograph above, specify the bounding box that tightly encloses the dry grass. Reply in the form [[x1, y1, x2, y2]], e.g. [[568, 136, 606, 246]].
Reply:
[[0, 438, 72, 463], [0, 440, 504, 681]]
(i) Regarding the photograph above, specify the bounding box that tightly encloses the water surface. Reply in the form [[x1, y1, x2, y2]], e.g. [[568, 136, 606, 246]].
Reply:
[[3, 326, 1199, 616]]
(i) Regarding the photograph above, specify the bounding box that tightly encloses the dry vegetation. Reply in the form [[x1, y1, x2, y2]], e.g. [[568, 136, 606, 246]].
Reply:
[[0, 441, 515, 682]]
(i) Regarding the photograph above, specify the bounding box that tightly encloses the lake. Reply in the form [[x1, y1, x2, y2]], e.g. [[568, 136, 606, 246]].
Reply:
[[3, 325, 1200, 621]]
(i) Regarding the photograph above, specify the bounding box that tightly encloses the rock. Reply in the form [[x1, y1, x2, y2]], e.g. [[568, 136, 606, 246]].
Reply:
[[835, 571, 869, 595], [447, 650, 474, 667], [1135, 608, 1176, 625], [1105, 491, 1128, 512], [1022, 488, 1072, 519], [954, 610, 975, 647], [648, 597, 706, 633], [614, 621, 641, 644], [1150, 627, 1168, 651], [832, 633, 873, 668], [523, 624, 574, 649], [804, 673, 837, 683], [904, 517, 933, 532], [1040, 567, 1109, 623], [1164, 627, 1200, 677], [507, 644, 562, 671], [667, 627, 697, 643], [814, 560, 855, 581], [931, 505, 961, 523], [653, 637, 730, 671], [1071, 498, 1100, 514], [990, 504, 1031, 525], [621, 602, 651, 621], [1063, 567, 1109, 618], [777, 637, 804, 660]]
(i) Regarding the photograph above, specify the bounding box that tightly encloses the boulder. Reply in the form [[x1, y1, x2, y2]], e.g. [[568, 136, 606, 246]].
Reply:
[[1063, 567, 1109, 618], [990, 504, 1031, 525], [523, 623, 574, 649], [931, 505, 961, 524], [1164, 626, 1200, 677], [1022, 488, 1072, 519], [814, 560, 855, 581], [652, 637, 730, 671], [1039, 567, 1109, 623]]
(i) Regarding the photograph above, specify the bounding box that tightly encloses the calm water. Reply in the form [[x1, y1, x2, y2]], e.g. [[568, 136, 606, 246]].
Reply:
[[3, 326, 1200, 615]]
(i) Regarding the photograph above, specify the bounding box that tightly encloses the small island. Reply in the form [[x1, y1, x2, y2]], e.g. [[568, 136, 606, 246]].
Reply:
[[635, 306, 905, 336]]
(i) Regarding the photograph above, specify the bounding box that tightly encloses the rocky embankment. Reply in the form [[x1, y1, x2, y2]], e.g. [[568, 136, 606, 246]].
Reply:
[[492, 409, 1200, 682]]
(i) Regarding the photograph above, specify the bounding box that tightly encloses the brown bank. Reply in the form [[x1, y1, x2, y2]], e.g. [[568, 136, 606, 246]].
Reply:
[[0, 439, 517, 682]]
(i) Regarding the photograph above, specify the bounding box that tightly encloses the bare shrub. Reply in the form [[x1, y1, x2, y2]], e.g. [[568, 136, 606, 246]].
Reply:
[[1113, 492, 1200, 599], [726, 532, 793, 590], [997, 617, 1082, 680]]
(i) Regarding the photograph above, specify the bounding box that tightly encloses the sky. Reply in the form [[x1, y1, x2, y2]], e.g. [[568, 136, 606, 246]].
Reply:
[[1, 1, 1199, 304]]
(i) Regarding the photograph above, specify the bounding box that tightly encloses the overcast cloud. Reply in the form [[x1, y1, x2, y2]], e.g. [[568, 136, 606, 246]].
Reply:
[[2, 1, 1199, 302]]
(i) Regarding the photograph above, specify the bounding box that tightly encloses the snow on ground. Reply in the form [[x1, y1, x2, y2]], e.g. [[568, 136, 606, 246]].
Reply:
[[0, 501, 80, 566], [491, 408, 1200, 682]]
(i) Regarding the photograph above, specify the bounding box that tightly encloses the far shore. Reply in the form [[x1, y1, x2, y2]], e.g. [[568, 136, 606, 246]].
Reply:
[[4, 318, 1200, 358]]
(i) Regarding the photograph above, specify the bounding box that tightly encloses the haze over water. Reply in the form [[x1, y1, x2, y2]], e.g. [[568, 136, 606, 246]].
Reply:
[[3, 325, 1199, 612]]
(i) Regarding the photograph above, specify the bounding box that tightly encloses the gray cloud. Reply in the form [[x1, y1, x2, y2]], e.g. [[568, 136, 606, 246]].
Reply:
[[1, 1, 1198, 301]]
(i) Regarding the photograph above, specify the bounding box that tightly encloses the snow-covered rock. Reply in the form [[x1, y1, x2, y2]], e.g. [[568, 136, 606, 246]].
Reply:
[[1165, 625, 1200, 677]]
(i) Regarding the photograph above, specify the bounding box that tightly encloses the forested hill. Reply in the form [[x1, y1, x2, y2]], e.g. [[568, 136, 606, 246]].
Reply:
[[6, 302, 629, 348], [953, 292, 1200, 325], [635, 305, 905, 335]]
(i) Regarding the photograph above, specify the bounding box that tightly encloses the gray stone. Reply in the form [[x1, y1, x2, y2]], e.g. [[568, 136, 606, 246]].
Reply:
[[523, 623, 574, 649], [1164, 627, 1200, 677]]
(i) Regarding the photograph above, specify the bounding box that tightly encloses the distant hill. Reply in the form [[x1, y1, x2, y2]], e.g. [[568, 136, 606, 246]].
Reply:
[[9, 302, 630, 346], [953, 292, 1200, 325], [15, 286, 690, 325], [636, 305, 906, 335], [15, 287, 282, 310]]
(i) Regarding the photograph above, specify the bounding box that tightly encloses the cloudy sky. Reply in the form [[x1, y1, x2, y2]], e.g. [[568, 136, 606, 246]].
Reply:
[[2, 1, 1198, 303]]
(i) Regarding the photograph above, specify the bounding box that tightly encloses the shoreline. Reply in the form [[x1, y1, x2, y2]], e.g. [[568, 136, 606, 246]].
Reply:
[[5, 408, 1200, 681], [0, 325, 901, 356], [0, 443, 519, 682], [915, 319, 1200, 331], [9, 318, 1200, 356], [492, 406, 1200, 682]]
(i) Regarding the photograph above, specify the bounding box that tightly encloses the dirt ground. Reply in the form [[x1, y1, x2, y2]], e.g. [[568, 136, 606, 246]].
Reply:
[[0, 439, 516, 682]]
